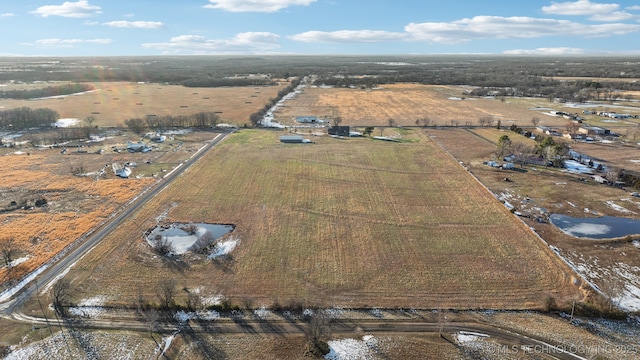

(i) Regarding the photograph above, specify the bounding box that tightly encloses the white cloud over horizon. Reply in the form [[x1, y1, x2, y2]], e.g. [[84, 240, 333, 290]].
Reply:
[[142, 32, 280, 54], [503, 47, 586, 55], [291, 15, 640, 45], [542, 0, 620, 16], [32, 0, 102, 18], [31, 38, 112, 47], [103, 21, 165, 29], [203, 0, 317, 13]]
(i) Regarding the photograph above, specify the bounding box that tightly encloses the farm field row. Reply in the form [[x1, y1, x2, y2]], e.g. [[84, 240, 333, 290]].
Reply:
[[60, 129, 579, 311], [0, 81, 285, 127], [274, 83, 574, 128]]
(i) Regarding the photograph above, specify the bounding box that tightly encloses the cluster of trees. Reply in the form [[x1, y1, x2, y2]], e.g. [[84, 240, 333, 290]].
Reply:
[[249, 78, 301, 127], [0, 83, 93, 100], [498, 125, 568, 167], [124, 111, 221, 134], [0, 107, 59, 130]]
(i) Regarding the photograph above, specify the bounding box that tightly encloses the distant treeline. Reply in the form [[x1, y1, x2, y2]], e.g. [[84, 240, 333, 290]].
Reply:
[[0, 107, 59, 130], [312, 72, 640, 103], [249, 78, 302, 127], [0, 83, 93, 99], [181, 78, 276, 87], [124, 111, 221, 134]]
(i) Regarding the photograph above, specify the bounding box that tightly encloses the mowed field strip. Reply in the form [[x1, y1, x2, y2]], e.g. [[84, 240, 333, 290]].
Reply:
[[68, 129, 579, 310]]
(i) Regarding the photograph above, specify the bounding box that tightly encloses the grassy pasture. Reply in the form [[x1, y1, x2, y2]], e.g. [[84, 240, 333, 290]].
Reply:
[[274, 84, 574, 128], [65, 129, 578, 310], [0, 148, 155, 285], [0, 81, 285, 127]]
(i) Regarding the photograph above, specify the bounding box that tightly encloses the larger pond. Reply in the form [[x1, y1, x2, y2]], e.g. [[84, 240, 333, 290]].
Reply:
[[147, 223, 234, 254], [550, 214, 640, 239]]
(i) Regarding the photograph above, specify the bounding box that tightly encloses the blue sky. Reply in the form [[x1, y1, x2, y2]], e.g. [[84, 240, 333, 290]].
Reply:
[[1, 0, 640, 56]]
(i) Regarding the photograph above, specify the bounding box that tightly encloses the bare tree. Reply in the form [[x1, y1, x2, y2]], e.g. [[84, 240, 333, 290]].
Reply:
[[304, 311, 331, 357], [331, 116, 343, 127], [151, 235, 174, 256], [84, 116, 96, 128], [189, 230, 214, 254], [387, 118, 396, 127], [0, 237, 18, 269], [415, 117, 431, 127], [51, 279, 71, 316], [157, 278, 177, 310], [531, 117, 540, 127]]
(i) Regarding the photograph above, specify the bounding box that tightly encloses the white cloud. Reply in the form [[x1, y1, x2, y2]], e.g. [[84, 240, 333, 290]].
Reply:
[[124, 13, 135, 18], [289, 15, 640, 46], [503, 47, 586, 55], [203, 0, 317, 13], [628, 5, 640, 10], [103, 21, 165, 29], [404, 16, 640, 43], [142, 32, 280, 54], [542, 0, 619, 16], [588, 11, 636, 21], [1, 13, 15, 18], [32, 0, 102, 18], [84, 20, 98, 25], [32, 38, 112, 47], [289, 30, 406, 43]]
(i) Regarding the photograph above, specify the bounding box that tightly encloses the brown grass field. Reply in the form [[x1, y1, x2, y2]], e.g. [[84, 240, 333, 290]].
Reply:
[[0, 147, 156, 285], [273, 83, 611, 128], [0, 81, 285, 127], [58, 129, 580, 311]]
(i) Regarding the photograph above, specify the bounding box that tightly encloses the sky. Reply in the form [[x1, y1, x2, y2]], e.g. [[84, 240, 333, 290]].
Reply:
[[1, 0, 640, 56]]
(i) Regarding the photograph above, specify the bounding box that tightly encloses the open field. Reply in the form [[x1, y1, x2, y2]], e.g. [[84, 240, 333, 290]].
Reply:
[[0, 130, 226, 289], [54, 129, 580, 312], [428, 127, 640, 311], [0, 81, 285, 127], [273, 83, 600, 128]]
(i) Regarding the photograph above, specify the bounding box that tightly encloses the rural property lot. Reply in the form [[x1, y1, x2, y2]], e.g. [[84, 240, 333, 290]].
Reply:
[[63, 129, 579, 311], [274, 83, 571, 127], [0, 81, 285, 127]]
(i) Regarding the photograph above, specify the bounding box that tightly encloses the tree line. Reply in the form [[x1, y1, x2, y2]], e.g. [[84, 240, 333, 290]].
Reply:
[[0, 83, 93, 100], [0, 107, 59, 130], [249, 77, 301, 127], [124, 111, 221, 134]]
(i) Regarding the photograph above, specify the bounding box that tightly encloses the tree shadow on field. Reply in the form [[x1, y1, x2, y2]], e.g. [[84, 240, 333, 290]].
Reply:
[[161, 256, 190, 273], [180, 322, 227, 359]]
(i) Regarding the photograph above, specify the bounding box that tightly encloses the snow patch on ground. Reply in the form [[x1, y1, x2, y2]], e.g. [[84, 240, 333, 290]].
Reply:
[[208, 236, 240, 259], [201, 294, 225, 307], [325, 335, 379, 360], [174, 309, 221, 322], [253, 307, 271, 319], [9, 256, 30, 268], [68, 295, 108, 318], [52, 118, 81, 127], [556, 250, 640, 312], [606, 200, 635, 214]]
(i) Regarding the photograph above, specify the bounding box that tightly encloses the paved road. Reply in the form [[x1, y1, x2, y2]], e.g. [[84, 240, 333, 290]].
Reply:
[[0, 128, 590, 360], [12, 310, 585, 360], [0, 130, 231, 315]]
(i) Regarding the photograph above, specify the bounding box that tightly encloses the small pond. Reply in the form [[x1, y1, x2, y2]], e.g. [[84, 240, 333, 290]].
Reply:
[[550, 214, 640, 239], [147, 223, 234, 254]]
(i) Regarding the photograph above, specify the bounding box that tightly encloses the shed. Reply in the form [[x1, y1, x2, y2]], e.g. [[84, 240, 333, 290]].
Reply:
[[280, 135, 311, 144], [328, 126, 350, 137], [295, 116, 323, 124]]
